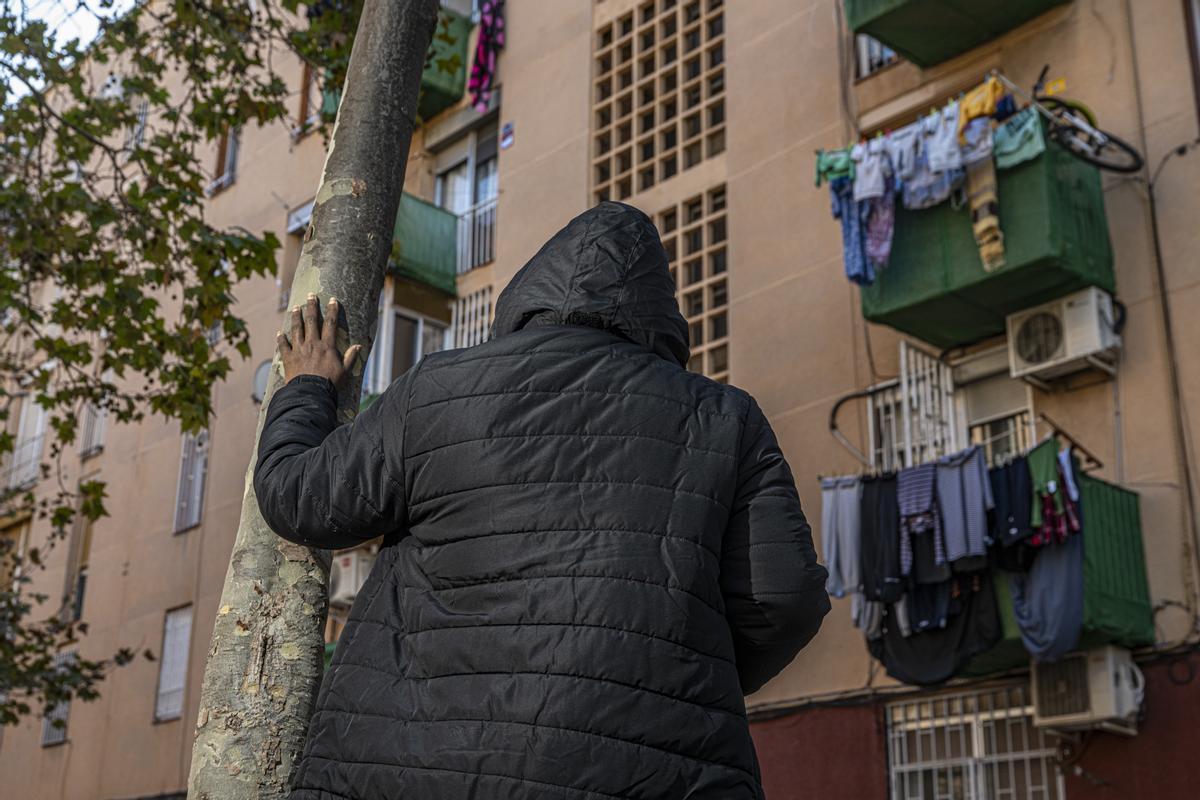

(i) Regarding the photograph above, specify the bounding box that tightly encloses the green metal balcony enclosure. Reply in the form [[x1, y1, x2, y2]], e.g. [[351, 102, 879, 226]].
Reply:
[[860, 128, 1114, 349], [320, 7, 469, 122], [392, 192, 458, 296], [967, 474, 1155, 676], [844, 0, 1073, 68]]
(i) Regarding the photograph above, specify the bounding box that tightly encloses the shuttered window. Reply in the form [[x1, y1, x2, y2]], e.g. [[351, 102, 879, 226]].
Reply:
[[40, 651, 75, 746], [155, 606, 193, 721], [79, 403, 107, 458], [173, 431, 209, 533]]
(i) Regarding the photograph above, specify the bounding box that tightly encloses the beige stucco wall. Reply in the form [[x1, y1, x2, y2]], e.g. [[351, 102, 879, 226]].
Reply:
[[2, 0, 1198, 795]]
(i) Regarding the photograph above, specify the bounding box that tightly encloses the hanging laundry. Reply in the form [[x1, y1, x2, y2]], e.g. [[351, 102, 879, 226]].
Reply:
[[1058, 446, 1081, 502], [892, 594, 913, 638], [960, 117, 994, 166], [1028, 439, 1081, 546], [993, 93, 1019, 123], [884, 122, 922, 184], [851, 137, 890, 202], [864, 174, 896, 270], [994, 108, 1046, 170], [859, 473, 903, 603], [902, 148, 964, 211], [868, 572, 1002, 686], [926, 101, 964, 174], [815, 147, 855, 186], [820, 475, 862, 598], [965, 154, 1005, 272], [909, 580, 953, 633], [989, 455, 1036, 549], [829, 177, 876, 286], [469, 0, 506, 112], [897, 462, 951, 584], [853, 595, 885, 641], [957, 76, 1005, 139], [1010, 530, 1085, 661], [937, 446, 994, 571]]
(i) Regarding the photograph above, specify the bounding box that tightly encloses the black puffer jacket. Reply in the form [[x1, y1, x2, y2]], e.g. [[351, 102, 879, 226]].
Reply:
[[255, 202, 830, 800]]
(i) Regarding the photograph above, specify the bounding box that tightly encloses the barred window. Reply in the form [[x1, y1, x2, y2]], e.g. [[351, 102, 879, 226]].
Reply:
[[40, 651, 76, 747], [887, 685, 1064, 800], [452, 285, 494, 349]]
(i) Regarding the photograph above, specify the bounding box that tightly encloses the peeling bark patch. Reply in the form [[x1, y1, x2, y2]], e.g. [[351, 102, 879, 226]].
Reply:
[[352, 178, 367, 196], [315, 177, 366, 204]]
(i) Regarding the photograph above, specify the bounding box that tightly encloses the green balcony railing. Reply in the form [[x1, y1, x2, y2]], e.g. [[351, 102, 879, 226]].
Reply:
[[860, 127, 1114, 349], [419, 7, 471, 121], [392, 192, 457, 296], [845, 0, 1072, 68], [967, 474, 1155, 675]]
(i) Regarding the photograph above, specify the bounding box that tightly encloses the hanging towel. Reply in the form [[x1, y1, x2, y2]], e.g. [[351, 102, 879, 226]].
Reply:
[[864, 174, 896, 270], [965, 154, 1005, 272], [852, 137, 890, 201], [995, 108, 1046, 170], [926, 102, 963, 173], [815, 147, 855, 186], [469, 0, 506, 112], [884, 122, 922, 184]]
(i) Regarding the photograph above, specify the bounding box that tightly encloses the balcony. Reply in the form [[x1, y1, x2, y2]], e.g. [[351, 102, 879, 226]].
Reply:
[[456, 197, 497, 274], [317, 7, 469, 124], [967, 474, 1154, 676], [860, 130, 1114, 349], [844, 0, 1072, 69], [419, 7, 471, 121], [392, 193, 458, 296]]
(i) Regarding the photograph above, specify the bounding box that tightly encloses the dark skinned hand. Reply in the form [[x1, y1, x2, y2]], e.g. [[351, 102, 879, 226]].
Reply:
[[278, 293, 362, 386]]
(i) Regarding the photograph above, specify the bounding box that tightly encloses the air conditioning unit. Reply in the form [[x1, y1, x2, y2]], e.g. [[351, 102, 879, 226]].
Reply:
[[1032, 645, 1143, 735], [1007, 287, 1120, 381], [329, 549, 376, 606]]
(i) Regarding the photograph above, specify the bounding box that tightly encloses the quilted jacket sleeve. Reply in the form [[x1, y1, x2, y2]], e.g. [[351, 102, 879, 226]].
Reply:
[[721, 398, 831, 695], [254, 373, 408, 549]]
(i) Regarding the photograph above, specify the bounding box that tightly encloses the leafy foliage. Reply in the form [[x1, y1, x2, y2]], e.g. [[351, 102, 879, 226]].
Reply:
[[0, 0, 360, 728]]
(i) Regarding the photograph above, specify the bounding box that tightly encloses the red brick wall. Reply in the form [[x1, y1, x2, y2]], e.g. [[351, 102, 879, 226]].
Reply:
[[750, 702, 888, 800], [1063, 655, 1200, 799]]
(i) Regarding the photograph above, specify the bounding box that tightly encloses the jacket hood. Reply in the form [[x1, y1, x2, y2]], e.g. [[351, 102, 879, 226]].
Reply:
[[491, 202, 690, 367]]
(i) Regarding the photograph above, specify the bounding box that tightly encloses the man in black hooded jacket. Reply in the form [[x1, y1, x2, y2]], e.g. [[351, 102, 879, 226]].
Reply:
[[255, 201, 830, 799]]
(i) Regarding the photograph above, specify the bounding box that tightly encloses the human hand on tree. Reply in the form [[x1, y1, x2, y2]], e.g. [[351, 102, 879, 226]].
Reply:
[[278, 294, 362, 386]]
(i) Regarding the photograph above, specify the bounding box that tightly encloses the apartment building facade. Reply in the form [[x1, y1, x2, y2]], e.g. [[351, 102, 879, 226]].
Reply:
[[3, 0, 1200, 797]]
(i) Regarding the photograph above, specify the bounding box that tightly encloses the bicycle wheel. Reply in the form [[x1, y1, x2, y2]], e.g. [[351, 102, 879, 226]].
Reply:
[[1037, 96, 1098, 127], [1049, 122, 1144, 173]]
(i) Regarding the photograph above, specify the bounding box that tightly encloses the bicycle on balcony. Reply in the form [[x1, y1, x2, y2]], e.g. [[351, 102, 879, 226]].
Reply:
[[996, 65, 1144, 174]]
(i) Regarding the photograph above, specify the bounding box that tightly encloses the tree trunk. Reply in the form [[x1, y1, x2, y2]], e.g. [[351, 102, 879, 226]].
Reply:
[[187, 2, 439, 797]]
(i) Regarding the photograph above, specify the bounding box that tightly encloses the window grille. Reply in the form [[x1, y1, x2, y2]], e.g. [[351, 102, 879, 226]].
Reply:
[[173, 430, 209, 533], [40, 651, 75, 746], [658, 185, 729, 381], [592, 0, 727, 202], [887, 685, 1065, 800], [868, 341, 958, 471], [452, 285, 494, 349], [155, 606, 193, 721], [79, 403, 107, 459], [856, 34, 900, 79]]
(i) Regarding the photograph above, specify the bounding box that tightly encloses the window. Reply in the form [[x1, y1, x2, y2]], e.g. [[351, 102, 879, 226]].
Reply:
[[155, 606, 194, 721], [962, 371, 1035, 467], [41, 651, 76, 747], [64, 506, 94, 622], [658, 186, 729, 381], [887, 686, 1064, 799], [295, 62, 323, 134], [867, 341, 959, 471], [1, 519, 32, 592], [451, 285, 494, 349], [362, 300, 448, 396], [278, 199, 315, 310], [855, 34, 899, 79], [173, 430, 209, 533], [4, 394, 47, 490], [79, 402, 106, 459], [206, 127, 239, 195], [436, 121, 500, 273], [593, 0, 726, 202], [123, 97, 150, 154]]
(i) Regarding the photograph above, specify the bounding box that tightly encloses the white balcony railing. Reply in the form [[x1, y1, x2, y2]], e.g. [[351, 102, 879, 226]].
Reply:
[[456, 197, 497, 274]]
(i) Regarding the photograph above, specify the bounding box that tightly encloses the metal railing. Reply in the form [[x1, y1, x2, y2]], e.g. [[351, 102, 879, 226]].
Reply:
[[856, 34, 899, 79], [2, 433, 45, 490], [456, 197, 497, 274]]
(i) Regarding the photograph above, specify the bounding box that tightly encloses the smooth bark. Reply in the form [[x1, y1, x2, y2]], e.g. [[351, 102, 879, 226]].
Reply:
[[188, 2, 439, 797]]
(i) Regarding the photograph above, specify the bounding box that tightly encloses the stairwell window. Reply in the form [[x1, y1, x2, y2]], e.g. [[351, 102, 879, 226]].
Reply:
[[173, 430, 209, 533], [40, 651, 76, 746], [887, 685, 1064, 799], [154, 606, 194, 722]]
